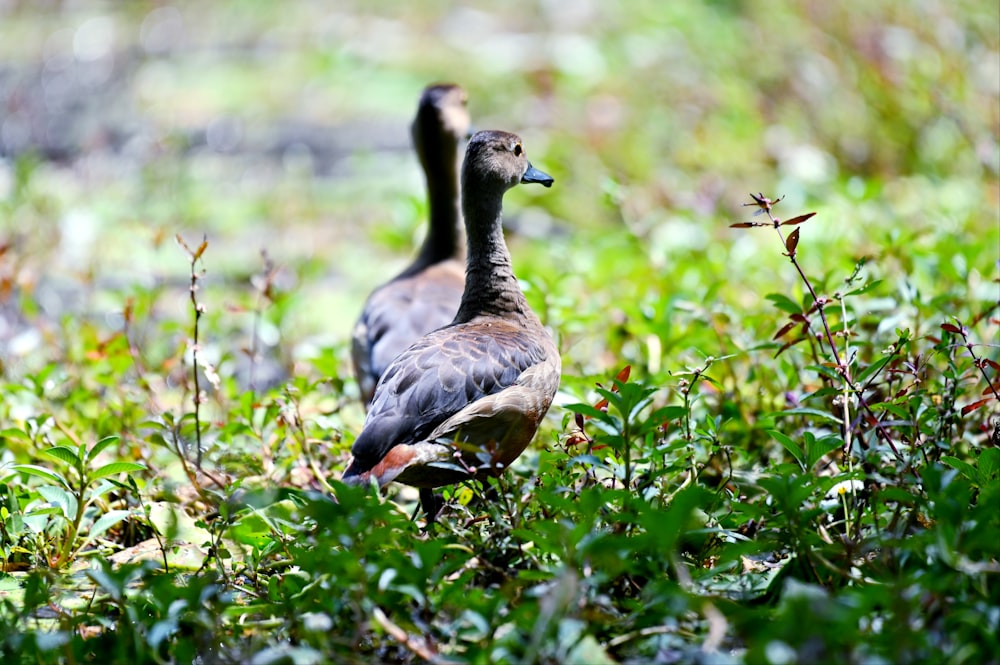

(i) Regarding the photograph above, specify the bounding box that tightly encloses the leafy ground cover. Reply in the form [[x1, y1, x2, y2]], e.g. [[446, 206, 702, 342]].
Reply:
[[1, 1, 998, 663]]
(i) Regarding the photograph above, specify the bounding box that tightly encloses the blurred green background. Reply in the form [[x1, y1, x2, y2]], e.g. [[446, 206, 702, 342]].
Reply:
[[1, 0, 997, 401]]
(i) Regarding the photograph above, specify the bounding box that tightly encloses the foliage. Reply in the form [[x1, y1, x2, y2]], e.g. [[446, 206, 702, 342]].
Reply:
[[0, 1, 997, 663]]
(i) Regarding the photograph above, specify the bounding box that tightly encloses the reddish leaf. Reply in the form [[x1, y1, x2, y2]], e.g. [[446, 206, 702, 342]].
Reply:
[[773, 320, 798, 340], [940, 323, 963, 335], [984, 358, 1000, 371], [785, 227, 800, 255], [594, 398, 609, 412], [574, 412, 585, 430], [781, 212, 817, 226], [961, 399, 991, 415], [730, 222, 760, 228], [982, 383, 1000, 396], [194, 238, 209, 261], [615, 365, 632, 384], [774, 337, 807, 357], [790, 313, 809, 323], [971, 307, 992, 325]]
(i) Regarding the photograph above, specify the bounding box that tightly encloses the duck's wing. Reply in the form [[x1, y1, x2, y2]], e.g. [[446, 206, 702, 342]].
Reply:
[[424, 353, 560, 467], [344, 320, 554, 478]]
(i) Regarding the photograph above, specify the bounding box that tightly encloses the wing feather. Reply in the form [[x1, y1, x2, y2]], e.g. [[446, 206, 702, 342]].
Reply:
[[348, 320, 553, 470]]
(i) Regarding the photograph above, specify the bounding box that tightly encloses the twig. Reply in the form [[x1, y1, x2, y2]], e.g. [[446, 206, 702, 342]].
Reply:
[[176, 234, 208, 467], [942, 318, 1000, 423], [738, 195, 908, 466], [371, 606, 457, 665]]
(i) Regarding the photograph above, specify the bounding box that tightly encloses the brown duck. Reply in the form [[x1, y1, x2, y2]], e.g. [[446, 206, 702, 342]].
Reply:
[[342, 130, 560, 519], [351, 83, 470, 408]]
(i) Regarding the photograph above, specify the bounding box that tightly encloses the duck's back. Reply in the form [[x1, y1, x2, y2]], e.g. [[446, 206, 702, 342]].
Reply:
[[347, 313, 559, 484], [351, 258, 465, 405]]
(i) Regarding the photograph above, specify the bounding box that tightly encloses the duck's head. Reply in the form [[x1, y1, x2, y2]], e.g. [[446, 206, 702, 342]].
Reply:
[[462, 130, 554, 194], [412, 83, 471, 157]]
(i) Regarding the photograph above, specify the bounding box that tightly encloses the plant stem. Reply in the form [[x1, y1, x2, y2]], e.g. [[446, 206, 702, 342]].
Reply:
[[189, 255, 204, 467], [760, 203, 907, 465], [53, 475, 88, 569]]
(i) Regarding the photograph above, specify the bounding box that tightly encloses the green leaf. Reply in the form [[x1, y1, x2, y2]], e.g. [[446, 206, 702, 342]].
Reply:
[[869, 401, 910, 420], [650, 405, 688, 422], [767, 430, 804, 469], [22, 510, 60, 533], [941, 456, 978, 484], [772, 408, 843, 425], [90, 462, 147, 481], [878, 486, 916, 504], [42, 446, 83, 468], [0, 428, 31, 444], [566, 633, 616, 665], [563, 402, 619, 428], [11, 464, 70, 489], [806, 435, 843, 469], [804, 364, 843, 381], [82, 510, 131, 547], [89, 480, 118, 502], [844, 279, 883, 296], [37, 485, 78, 521], [86, 567, 125, 602], [227, 512, 273, 548], [147, 501, 212, 546], [568, 454, 606, 468], [86, 436, 120, 463], [854, 355, 893, 387], [766, 293, 803, 315], [978, 448, 1000, 484]]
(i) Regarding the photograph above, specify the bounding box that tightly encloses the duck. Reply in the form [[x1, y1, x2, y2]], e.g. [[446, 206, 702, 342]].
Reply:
[[341, 130, 560, 520], [351, 83, 471, 408]]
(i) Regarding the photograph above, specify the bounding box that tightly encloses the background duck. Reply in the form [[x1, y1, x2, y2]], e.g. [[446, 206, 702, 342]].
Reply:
[[351, 83, 470, 408]]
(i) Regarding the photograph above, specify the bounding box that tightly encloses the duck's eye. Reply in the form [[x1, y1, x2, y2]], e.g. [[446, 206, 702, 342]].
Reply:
[[513, 143, 523, 156]]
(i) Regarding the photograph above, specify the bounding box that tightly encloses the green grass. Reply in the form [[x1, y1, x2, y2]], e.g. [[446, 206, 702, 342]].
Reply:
[[1, 0, 998, 663]]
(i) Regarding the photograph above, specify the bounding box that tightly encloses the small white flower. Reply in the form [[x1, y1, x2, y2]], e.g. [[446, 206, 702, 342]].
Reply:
[[301, 612, 333, 632], [826, 479, 864, 498]]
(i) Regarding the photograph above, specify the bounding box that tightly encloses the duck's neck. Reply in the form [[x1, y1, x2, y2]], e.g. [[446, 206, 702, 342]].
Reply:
[[413, 150, 464, 268], [455, 191, 533, 323]]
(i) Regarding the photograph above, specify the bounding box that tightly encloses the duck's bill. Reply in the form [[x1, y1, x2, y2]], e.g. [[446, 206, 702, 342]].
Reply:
[[522, 163, 554, 187]]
